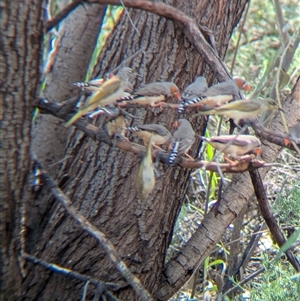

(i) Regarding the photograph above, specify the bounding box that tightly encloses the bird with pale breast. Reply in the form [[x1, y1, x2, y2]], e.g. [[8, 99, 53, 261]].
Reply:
[[201, 135, 262, 158], [66, 76, 125, 127], [118, 81, 181, 107], [193, 98, 281, 126], [134, 81, 181, 99], [178, 78, 250, 112], [168, 119, 195, 164], [136, 135, 156, 202], [127, 124, 171, 149]]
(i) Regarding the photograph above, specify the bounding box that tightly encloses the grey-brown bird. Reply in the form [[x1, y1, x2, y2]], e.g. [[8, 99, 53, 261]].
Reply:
[[115, 67, 136, 92], [178, 76, 208, 113], [201, 135, 262, 157], [127, 124, 171, 148], [179, 78, 250, 112], [106, 115, 126, 139], [193, 98, 281, 125], [168, 119, 195, 164], [133, 81, 181, 100], [136, 136, 156, 202], [182, 76, 208, 100]]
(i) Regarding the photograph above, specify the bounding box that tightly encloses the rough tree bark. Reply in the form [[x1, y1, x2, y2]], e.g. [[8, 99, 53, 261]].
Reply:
[[0, 1, 44, 300], [27, 2, 107, 258], [31, 3, 107, 177], [21, 1, 249, 300]]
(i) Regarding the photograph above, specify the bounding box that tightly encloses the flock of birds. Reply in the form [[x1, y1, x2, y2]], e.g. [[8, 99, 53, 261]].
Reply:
[[67, 67, 281, 201]]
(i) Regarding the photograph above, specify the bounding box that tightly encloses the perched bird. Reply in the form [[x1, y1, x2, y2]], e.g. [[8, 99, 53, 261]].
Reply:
[[73, 77, 106, 91], [127, 124, 171, 148], [201, 135, 262, 157], [73, 67, 135, 93], [193, 98, 281, 126], [133, 81, 181, 100], [181, 76, 208, 100], [288, 122, 300, 144], [136, 136, 156, 202], [118, 95, 166, 107], [106, 115, 126, 139], [178, 76, 208, 113], [115, 67, 136, 92], [168, 119, 195, 164], [179, 78, 250, 112], [66, 76, 124, 127]]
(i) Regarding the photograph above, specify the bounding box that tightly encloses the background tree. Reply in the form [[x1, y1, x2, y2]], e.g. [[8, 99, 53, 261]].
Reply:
[[1, 0, 299, 301]]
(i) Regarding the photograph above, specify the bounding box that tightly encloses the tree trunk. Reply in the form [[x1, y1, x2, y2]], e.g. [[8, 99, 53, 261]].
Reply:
[[21, 1, 248, 300], [31, 3, 107, 177], [0, 1, 44, 299], [27, 2, 107, 258]]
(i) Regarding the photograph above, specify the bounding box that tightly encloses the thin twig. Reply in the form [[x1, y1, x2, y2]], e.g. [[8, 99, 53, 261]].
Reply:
[[46, 0, 85, 31], [81, 280, 90, 301], [30, 161, 154, 301], [23, 253, 119, 289], [87, 0, 232, 81], [38, 100, 273, 173], [119, 0, 141, 36], [230, 0, 251, 74], [249, 169, 300, 272]]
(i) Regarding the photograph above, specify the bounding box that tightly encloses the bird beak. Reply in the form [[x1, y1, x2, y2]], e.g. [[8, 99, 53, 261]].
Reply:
[[172, 121, 180, 128], [174, 91, 181, 100], [243, 84, 251, 91], [254, 147, 262, 156]]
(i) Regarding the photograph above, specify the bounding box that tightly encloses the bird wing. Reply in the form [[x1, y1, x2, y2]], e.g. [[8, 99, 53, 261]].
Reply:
[[85, 76, 122, 107], [214, 100, 261, 113], [203, 79, 239, 97], [182, 77, 208, 99], [134, 82, 172, 96], [138, 124, 170, 137]]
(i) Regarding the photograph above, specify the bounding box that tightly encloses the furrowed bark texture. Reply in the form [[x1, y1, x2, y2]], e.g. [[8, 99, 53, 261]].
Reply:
[[31, 3, 106, 177], [22, 1, 248, 300], [27, 2, 107, 258], [0, 1, 43, 299]]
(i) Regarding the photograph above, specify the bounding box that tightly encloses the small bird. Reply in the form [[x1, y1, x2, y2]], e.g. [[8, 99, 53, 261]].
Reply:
[[201, 135, 262, 157], [133, 81, 181, 100], [73, 77, 107, 91], [136, 136, 156, 202], [106, 115, 126, 139], [178, 78, 249, 112], [193, 98, 281, 125], [168, 119, 195, 164], [115, 67, 136, 92], [66, 76, 124, 127], [127, 124, 171, 148], [73, 67, 135, 93], [204, 78, 250, 97], [178, 76, 208, 113], [181, 76, 208, 100], [288, 122, 300, 144]]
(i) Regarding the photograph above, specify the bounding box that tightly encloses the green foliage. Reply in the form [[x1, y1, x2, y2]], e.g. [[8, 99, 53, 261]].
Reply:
[[226, 0, 300, 93], [249, 258, 300, 301], [272, 181, 300, 228]]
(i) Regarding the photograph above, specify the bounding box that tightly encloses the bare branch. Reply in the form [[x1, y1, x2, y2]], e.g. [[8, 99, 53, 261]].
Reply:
[[32, 159, 154, 301], [88, 0, 231, 81], [46, 0, 86, 31], [38, 100, 272, 173], [249, 169, 300, 272], [250, 120, 300, 153], [23, 252, 120, 289]]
